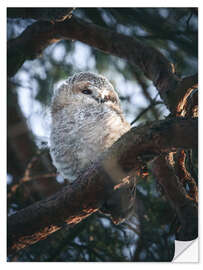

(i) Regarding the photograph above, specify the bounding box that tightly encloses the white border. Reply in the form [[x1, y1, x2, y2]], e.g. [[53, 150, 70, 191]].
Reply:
[[173, 239, 199, 262], [4, 0, 200, 8], [0, 1, 7, 264]]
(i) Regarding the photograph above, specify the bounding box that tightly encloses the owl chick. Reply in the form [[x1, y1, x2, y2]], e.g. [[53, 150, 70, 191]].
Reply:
[[50, 72, 136, 224]]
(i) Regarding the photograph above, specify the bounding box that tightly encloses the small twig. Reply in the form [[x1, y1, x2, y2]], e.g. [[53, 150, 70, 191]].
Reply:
[[186, 11, 193, 31], [125, 222, 140, 236], [131, 101, 163, 125], [21, 173, 57, 183]]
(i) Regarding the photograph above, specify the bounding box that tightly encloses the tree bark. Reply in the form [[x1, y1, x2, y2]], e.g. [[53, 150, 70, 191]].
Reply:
[[7, 117, 197, 254]]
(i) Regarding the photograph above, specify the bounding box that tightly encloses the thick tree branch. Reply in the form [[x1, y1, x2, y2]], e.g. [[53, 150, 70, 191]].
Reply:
[[185, 88, 198, 117], [173, 150, 198, 203], [7, 117, 197, 254], [169, 73, 198, 116], [7, 15, 180, 111]]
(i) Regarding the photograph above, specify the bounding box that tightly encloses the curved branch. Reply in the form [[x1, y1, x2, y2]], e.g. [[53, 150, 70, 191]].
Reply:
[[7, 117, 197, 254], [185, 88, 198, 117], [7, 15, 180, 111], [169, 73, 198, 115], [174, 150, 198, 203]]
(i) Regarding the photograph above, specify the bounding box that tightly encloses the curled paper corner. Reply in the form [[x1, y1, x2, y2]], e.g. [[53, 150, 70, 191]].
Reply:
[[173, 239, 199, 262]]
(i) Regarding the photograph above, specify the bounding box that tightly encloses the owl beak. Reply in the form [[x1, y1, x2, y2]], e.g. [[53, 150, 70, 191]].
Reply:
[[88, 85, 108, 103], [100, 90, 109, 103], [95, 90, 106, 103], [97, 97, 105, 103]]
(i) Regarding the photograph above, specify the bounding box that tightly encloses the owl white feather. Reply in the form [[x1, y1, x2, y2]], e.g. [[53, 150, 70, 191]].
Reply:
[[50, 72, 130, 182]]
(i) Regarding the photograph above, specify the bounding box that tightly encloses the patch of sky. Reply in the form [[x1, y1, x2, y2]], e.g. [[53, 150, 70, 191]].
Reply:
[[168, 40, 178, 51], [17, 79, 51, 142], [158, 8, 169, 19], [100, 9, 116, 25], [56, 174, 65, 184], [104, 67, 156, 124], [137, 185, 148, 196], [123, 244, 136, 260], [72, 42, 96, 71], [52, 43, 67, 62], [7, 18, 36, 39], [159, 47, 170, 59], [189, 14, 198, 29], [27, 109, 51, 139], [135, 26, 148, 37], [117, 24, 133, 36], [100, 217, 111, 228], [8, 204, 18, 216], [7, 174, 13, 184]]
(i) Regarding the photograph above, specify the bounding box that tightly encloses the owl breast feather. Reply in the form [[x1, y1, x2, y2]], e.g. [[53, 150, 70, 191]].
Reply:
[[50, 104, 130, 182]]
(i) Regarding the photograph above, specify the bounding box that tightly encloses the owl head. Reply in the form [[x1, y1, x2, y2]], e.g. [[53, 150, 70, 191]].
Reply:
[[51, 72, 121, 114]]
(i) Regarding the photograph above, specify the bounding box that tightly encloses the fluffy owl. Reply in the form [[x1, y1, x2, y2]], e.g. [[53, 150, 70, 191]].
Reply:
[[50, 72, 136, 224]]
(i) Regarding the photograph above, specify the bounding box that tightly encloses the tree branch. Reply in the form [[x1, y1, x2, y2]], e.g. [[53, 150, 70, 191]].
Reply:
[[7, 117, 197, 254], [173, 150, 198, 203], [169, 73, 198, 116], [151, 154, 198, 240], [131, 101, 162, 125], [185, 89, 198, 117], [7, 15, 180, 111]]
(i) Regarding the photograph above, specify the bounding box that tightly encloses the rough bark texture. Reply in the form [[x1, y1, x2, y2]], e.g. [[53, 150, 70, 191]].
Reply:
[[173, 150, 198, 204], [173, 73, 198, 116], [7, 117, 197, 254]]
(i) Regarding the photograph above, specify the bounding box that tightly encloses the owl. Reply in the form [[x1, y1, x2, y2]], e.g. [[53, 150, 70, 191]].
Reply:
[[50, 72, 136, 224]]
